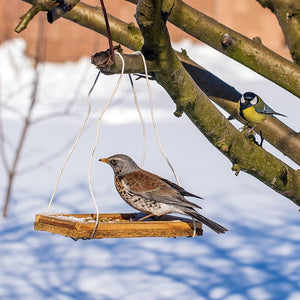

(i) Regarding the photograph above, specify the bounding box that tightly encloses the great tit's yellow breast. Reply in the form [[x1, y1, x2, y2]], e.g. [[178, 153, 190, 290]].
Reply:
[[242, 106, 267, 124]]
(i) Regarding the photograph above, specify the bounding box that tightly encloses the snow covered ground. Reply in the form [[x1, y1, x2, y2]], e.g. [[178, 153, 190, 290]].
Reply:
[[0, 39, 300, 300]]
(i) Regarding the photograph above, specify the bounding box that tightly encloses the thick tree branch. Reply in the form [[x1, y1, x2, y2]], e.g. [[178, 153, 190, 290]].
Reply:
[[128, 0, 300, 99], [92, 50, 300, 167], [132, 0, 300, 205], [257, 0, 300, 64]]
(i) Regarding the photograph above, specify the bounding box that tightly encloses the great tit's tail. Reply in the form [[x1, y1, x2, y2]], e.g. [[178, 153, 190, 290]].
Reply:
[[263, 105, 287, 117]]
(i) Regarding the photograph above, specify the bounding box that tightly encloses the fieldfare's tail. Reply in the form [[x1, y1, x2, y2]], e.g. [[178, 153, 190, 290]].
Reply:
[[185, 209, 228, 234]]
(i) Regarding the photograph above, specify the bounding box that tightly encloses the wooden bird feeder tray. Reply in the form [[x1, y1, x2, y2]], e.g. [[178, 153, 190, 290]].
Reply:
[[34, 213, 203, 239]]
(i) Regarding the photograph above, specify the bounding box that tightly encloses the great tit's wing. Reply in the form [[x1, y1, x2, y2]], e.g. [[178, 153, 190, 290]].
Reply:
[[255, 103, 274, 114], [253, 97, 266, 113], [255, 98, 286, 117]]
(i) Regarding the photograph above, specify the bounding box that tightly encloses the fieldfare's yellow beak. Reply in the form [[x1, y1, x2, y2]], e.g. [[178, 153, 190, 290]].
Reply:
[[99, 158, 109, 163]]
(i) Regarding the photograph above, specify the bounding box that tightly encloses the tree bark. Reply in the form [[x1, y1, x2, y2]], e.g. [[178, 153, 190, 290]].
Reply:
[[128, 0, 300, 98], [257, 0, 300, 64]]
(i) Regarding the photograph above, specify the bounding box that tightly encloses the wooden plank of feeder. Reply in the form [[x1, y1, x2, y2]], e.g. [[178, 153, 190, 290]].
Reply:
[[34, 213, 203, 239]]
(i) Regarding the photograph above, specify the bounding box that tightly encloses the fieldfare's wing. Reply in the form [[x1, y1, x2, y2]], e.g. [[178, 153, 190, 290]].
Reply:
[[121, 170, 202, 209]]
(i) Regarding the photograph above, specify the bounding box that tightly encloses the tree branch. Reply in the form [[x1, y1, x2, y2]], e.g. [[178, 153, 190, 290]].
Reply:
[[19, 0, 300, 97], [3, 16, 44, 217], [92, 50, 300, 167], [15, 3, 43, 33], [127, 0, 300, 99], [47, 0, 80, 24], [132, 0, 300, 205], [257, 0, 300, 64]]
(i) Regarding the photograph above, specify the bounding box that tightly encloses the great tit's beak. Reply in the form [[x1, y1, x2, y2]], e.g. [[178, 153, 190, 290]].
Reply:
[[99, 158, 109, 163]]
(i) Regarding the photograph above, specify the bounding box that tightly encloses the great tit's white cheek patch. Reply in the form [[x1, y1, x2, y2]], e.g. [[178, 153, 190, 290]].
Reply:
[[250, 97, 258, 105]]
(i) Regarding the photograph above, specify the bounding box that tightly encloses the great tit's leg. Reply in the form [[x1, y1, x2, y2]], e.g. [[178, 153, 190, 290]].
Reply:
[[247, 124, 256, 135], [259, 130, 264, 147]]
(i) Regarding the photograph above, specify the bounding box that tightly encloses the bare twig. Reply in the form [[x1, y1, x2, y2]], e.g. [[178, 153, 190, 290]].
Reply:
[[3, 15, 44, 217], [0, 73, 10, 172], [15, 4, 42, 33]]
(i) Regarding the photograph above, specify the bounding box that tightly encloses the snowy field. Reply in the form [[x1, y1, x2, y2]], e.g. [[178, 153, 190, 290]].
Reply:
[[0, 38, 300, 300]]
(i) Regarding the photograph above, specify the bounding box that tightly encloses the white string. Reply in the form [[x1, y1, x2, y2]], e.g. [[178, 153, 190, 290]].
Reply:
[[128, 74, 147, 168], [88, 52, 125, 238], [192, 218, 196, 238], [47, 70, 101, 213], [134, 51, 181, 186], [47, 51, 178, 238]]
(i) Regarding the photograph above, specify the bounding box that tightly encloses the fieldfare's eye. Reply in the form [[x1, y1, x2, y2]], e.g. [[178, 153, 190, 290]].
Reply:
[[110, 159, 117, 165]]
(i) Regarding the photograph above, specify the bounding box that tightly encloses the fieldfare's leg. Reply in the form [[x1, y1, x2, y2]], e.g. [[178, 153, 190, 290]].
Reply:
[[138, 213, 154, 221]]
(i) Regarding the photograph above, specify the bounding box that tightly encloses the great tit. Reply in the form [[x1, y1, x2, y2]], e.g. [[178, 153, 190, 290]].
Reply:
[[237, 92, 286, 124]]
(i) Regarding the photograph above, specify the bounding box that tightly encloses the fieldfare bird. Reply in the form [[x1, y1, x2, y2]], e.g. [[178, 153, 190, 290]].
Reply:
[[99, 154, 227, 234]]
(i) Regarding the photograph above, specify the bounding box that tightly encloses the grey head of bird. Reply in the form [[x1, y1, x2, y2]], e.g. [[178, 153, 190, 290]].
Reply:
[[99, 154, 140, 176], [240, 92, 259, 110]]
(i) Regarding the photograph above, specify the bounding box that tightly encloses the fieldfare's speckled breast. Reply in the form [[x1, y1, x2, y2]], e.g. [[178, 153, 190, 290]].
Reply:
[[114, 170, 187, 217]]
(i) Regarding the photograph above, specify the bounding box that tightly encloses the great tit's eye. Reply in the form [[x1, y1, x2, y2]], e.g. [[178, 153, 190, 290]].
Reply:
[[110, 159, 117, 165], [250, 97, 258, 105]]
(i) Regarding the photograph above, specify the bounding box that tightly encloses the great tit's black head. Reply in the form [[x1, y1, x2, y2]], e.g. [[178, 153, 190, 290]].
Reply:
[[240, 92, 258, 109]]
